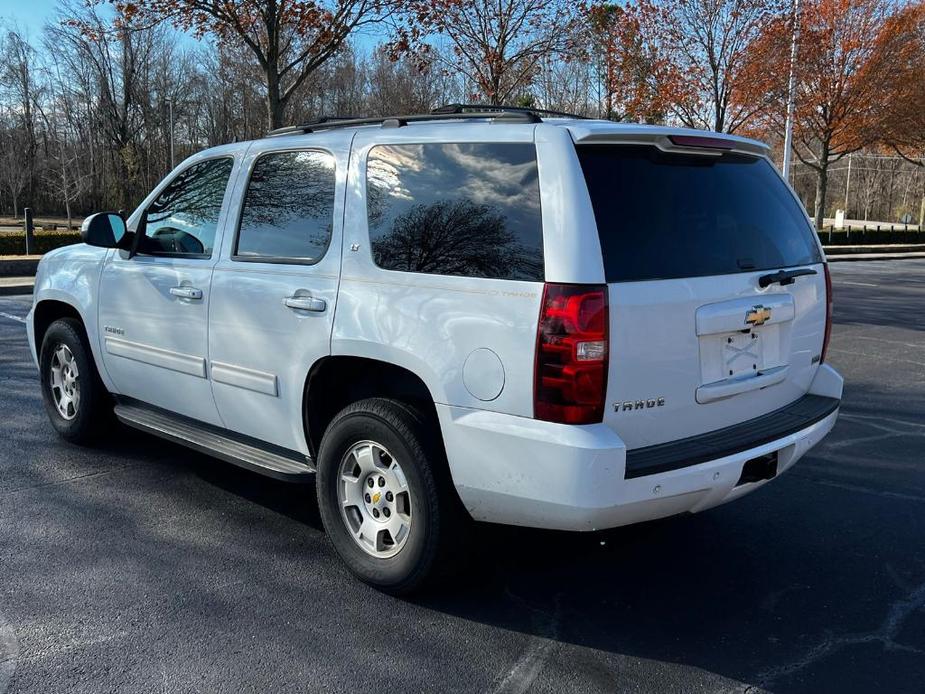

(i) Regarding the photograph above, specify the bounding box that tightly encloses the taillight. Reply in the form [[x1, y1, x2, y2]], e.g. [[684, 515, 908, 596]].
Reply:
[[534, 283, 609, 424], [821, 263, 833, 363]]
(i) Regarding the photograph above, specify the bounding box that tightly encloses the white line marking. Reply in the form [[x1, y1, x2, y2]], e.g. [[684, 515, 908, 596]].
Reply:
[[838, 281, 879, 287], [0, 609, 19, 694], [828, 347, 925, 368], [491, 592, 562, 694], [842, 334, 924, 350], [0, 312, 25, 324]]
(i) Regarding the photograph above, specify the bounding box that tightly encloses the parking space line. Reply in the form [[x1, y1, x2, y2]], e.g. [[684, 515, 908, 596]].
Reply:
[[0, 312, 25, 324], [0, 609, 18, 694]]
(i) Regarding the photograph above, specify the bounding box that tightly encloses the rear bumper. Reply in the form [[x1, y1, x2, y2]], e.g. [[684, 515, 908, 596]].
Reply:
[[438, 364, 843, 531]]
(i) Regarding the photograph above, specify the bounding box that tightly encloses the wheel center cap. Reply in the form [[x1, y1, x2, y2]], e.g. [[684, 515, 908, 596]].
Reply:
[[371, 491, 382, 505]]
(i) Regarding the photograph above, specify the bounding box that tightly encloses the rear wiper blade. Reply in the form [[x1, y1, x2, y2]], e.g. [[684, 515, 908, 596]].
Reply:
[[758, 267, 818, 288]]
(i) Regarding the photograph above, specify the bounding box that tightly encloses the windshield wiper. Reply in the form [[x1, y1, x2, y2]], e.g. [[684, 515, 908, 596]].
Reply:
[[758, 267, 818, 288]]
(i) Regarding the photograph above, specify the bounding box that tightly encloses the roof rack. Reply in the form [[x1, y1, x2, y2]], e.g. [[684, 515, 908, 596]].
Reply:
[[266, 103, 587, 137]]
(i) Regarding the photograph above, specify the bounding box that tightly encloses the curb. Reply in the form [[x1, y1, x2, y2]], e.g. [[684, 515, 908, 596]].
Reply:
[[0, 258, 40, 277], [0, 283, 33, 297], [826, 253, 925, 262], [821, 244, 925, 255], [0, 250, 921, 294]]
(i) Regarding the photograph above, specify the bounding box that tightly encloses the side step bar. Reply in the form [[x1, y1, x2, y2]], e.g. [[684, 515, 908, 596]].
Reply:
[[114, 401, 315, 482]]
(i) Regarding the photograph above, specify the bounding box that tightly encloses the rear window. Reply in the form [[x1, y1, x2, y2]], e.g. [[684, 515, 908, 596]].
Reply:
[[365, 143, 544, 281], [576, 145, 822, 282]]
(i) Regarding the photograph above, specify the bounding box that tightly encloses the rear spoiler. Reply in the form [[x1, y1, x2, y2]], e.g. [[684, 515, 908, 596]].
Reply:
[[565, 123, 770, 159]]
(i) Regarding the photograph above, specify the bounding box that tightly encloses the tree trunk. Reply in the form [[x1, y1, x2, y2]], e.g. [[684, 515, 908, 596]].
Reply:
[[814, 164, 828, 231], [813, 141, 831, 230], [265, 65, 285, 131]]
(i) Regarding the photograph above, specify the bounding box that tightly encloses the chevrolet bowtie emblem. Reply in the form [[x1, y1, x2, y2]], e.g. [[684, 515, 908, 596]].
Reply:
[[745, 305, 772, 327], [372, 492, 381, 504]]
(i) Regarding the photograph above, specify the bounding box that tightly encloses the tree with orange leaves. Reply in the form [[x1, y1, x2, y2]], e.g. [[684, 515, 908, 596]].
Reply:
[[752, 0, 919, 228], [636, 0, 785, 133], [584, 2, 670, 122], [878, 1, 925, 224], [93, 0, 408, 130]]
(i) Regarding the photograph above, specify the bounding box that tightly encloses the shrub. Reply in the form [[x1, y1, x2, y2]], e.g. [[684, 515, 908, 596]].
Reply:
[[0, 231, 82, 255]]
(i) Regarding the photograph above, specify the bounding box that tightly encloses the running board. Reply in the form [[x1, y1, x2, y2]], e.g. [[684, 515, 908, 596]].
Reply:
[[114, 401, 315, 482]]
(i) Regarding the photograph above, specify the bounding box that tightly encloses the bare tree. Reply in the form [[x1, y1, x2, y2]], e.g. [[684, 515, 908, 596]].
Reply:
[[0, 109, 30, 217], [0, 29, 40, 208], [409, 0, 577, 105], [110, 0, 407, 129]]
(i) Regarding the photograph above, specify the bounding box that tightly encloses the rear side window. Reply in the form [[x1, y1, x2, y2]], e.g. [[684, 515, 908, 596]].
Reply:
[[235, 150, 336, 262], [576, 145, 822, 282], [365, 143, 544, 281]]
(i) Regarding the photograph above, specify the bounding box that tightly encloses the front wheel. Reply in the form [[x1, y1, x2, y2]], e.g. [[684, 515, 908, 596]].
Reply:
[[316, 398, 465, 594], [39, 318, 111, 444]]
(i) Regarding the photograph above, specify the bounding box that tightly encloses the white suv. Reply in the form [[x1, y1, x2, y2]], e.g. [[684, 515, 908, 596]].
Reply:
[[27, 106, 842, 593]]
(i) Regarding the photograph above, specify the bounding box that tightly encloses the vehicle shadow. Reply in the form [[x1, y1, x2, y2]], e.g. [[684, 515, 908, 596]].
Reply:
[[97, 417, 917, 693], [4, 379, 921, 693]]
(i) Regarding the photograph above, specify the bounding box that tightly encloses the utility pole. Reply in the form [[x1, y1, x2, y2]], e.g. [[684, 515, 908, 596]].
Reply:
[[169, 99, 175, 169], [782, 0, 801, 181]]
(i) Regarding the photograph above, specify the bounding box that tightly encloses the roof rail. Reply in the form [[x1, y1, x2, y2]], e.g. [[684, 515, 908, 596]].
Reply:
[[432, 103, 589, 120], [265, 103, 584, 137]]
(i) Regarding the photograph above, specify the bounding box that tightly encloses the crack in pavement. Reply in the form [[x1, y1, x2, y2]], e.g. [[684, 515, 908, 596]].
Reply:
[[751, 579, 925, 689], [0, 609, 19, 694], [0, 464, 138, 498], [792, 475, 925, 504]]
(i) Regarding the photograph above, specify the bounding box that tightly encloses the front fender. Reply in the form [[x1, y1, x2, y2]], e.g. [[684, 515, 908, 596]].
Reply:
[[31, 245, 115, 392]]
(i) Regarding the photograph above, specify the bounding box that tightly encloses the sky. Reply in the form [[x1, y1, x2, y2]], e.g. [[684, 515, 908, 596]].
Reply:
[[1, 0, 385, 53], [1, 0, 61, 38]]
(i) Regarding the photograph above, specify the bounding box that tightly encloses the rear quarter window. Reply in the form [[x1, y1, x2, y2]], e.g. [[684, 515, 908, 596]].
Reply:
[[576, 145, 822, 282], [365, 142, 544, 281]]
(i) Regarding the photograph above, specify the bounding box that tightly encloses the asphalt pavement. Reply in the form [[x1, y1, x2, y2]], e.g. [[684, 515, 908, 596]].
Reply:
[[0, 260, 923, 693]]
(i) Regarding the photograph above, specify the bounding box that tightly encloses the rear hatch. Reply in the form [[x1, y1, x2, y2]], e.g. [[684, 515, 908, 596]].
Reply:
[[576, 140, 826, 450]]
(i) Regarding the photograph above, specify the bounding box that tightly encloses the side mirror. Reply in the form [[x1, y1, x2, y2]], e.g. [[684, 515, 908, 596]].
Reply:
[[80, 212, 128, 249]]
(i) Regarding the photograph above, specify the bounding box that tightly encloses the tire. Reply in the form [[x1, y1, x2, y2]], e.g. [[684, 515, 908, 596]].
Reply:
[[39, 318, 111, 445], [316, 397, 466, 595]]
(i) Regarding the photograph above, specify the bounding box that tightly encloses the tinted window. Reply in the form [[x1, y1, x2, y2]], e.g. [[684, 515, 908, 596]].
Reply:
[[366, 143, 544, 281], [577, 145, 822, 282], [142, 157, 234, 257], [236, 150, 336, 261]]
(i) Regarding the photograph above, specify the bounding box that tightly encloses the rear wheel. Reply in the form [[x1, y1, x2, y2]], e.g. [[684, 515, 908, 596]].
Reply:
[[39, 318, 110, 444], [316, 398, 465, 594]]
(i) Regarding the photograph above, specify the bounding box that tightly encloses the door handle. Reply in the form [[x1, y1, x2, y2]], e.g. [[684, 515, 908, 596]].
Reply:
[[284, 295, 326, 312], [170, 286, 203, 300]]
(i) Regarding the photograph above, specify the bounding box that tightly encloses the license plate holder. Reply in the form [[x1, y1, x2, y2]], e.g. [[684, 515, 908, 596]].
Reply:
[[722, 329, 762, 379]]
